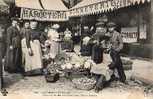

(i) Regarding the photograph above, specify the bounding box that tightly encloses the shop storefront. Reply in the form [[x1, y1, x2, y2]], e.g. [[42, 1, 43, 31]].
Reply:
[[69, 0, 152, 58], [13, 0, 69, 32]]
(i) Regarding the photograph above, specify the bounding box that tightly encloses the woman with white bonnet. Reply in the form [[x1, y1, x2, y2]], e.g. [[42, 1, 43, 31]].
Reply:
[[48, 24, 61, 61]]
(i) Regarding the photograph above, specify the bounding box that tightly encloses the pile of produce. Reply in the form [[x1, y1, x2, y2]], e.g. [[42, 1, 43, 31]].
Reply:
[[72, 77, 96, 90]]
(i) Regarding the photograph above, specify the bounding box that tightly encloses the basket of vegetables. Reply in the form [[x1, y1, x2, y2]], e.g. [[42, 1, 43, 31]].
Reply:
[[44, 64, 60, 83], [72, 77, 96, 90]]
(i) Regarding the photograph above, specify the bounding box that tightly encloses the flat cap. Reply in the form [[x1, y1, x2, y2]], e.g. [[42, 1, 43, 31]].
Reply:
[[107, 22, 116, 27]]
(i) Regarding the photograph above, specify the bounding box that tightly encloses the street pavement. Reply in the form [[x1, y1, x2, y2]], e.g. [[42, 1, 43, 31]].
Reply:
[[0, 58, 152, 98], [0, 45, 153, 98]]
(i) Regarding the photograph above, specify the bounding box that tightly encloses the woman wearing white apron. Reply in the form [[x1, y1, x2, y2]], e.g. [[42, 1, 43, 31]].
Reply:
[[48, 24, 61, 60], [24, 21, 43, 75]]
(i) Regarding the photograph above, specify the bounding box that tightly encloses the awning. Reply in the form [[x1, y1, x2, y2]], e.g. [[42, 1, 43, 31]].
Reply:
[[69, 0, 151, 17], [0, 0, 9, 14], [15, 0, 43, 9], [41, 0, 68, 11], [16, 0, 68, 21]]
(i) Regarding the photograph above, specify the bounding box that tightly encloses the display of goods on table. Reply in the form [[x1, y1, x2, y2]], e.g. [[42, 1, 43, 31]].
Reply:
[[72, 77, 96, 90]]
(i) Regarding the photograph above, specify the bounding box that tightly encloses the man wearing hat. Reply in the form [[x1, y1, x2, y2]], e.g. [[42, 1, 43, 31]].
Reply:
[[107, 22, 126, 83], [5, 18, 23, 73], [93, 21, 107, 41], [91, 21, 107, 64]]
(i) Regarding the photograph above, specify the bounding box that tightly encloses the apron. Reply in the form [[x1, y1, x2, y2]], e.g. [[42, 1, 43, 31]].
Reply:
[[24, 40, 43, 72]]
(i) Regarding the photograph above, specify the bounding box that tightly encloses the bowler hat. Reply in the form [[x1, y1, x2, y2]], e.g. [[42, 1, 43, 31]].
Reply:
[[107, 22, 116, 27]]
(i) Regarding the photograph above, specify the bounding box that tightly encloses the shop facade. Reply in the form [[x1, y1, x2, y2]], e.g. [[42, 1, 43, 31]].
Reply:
[[69, 0, 152, 58], [11, 0, 69, 32]]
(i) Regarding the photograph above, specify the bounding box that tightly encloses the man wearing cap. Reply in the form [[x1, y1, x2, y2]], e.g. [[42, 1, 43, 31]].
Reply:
[[5, 18, 23, 73], [107, 22, 126, 83], [93, 21, 107, 42], [91, 21, 107, 64]]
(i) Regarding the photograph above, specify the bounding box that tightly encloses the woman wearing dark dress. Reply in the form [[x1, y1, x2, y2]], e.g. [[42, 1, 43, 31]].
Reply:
[[24, 21, 43, 75]]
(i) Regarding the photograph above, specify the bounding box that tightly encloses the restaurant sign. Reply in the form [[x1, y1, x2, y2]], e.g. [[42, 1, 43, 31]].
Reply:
[[20, 8, 68, 21], [69, 0, 144, 17]]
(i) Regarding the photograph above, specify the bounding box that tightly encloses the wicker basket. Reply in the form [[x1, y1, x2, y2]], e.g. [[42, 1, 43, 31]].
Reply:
[[72, 78, 96, 90], [45, 73, 59, 83]]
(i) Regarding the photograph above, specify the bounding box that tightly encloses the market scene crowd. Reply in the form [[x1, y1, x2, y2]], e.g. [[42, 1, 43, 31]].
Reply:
[[4, 15, 126, 93], [0, 0, 152, 96]]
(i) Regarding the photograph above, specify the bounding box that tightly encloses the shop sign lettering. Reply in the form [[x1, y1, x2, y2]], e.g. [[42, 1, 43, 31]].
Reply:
[[20, 8, 68, 21], [69, 0, 134, 16]]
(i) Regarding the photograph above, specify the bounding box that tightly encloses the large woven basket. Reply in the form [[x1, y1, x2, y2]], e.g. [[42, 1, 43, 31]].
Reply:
[[72, 78, 96, 90]]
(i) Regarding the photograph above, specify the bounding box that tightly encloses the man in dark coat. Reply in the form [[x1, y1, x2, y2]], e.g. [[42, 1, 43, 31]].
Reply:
[[5, 19, 22, 73], [91, 22, 107, 64], [107, 22, 126, 83]]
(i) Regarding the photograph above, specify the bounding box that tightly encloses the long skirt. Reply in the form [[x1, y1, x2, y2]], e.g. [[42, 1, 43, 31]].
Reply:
[[5, 46, 22, 73], [21, 38, 26, 66], [49, 41, 61, 59], [24, 40, 43, 72]]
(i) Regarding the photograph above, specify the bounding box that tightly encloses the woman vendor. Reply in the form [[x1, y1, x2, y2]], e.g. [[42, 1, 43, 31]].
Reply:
[[24, 21, 43, 76]]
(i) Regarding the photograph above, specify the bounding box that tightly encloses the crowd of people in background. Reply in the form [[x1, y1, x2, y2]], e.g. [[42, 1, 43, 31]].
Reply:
[[3, 15, 126, 93]]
